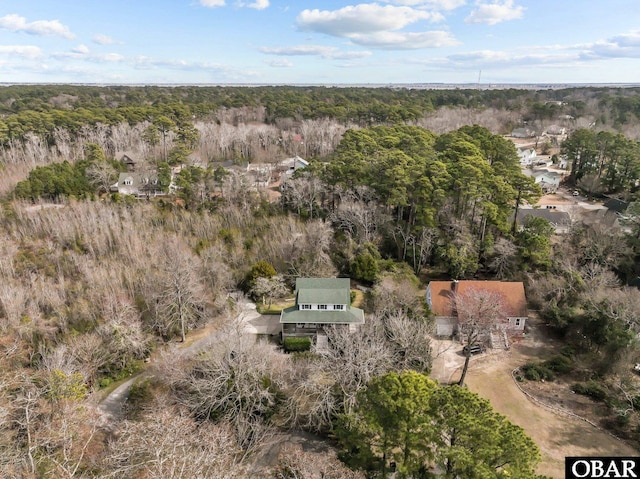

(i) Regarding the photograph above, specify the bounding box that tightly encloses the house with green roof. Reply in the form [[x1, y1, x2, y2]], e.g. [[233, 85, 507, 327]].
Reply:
[[280, 278, 365, 341]]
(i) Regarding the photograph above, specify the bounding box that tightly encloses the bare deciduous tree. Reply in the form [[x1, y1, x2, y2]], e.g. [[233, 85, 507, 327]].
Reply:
[[488, 237, 518, 279], [85, 160, 117, 194], [370, 275, 426, 320], [153, 238, 208, 342], [103, 399, 242, 479], [382, 311, 432, 373], [330, 192, 389, 246], [0, 279, 28, 332], [453, 287, 508, 386], [409, 227, 437, 275], [251, 275, 288, 308], [271, 444, 365, 479], [167, 321, 284, 450], [321, 322, 395, 414], [281, 174, 324, 219]]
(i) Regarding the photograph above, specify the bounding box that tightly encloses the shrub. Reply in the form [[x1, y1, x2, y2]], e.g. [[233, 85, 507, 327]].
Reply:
[[521, 362, 555, 381], [543, 354, 573, 374], [523, 367, 540, 381], [351, 253, 379, 283], [99, 378, 113, 389], [291, 351, 320, 362], [283, 337, 311, 353], [126, 377, 154, 418], [572, 381, 607, 401]]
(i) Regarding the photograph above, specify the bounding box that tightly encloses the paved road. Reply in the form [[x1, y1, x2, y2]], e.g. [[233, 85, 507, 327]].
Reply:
[[241, 302, 281, 335], [98, 375, 146, 427]]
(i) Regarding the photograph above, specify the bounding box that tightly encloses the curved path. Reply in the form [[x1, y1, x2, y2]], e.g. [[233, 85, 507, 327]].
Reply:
[[97, 301, 277, 425], [466, 355, 637, 478], [432, 322, 638, 479]]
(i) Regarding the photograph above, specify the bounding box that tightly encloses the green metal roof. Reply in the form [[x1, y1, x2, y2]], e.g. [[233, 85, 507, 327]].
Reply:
[[280, 306, 365, 325], [295, 277, 351, 305], [280, 277, 364, 325]]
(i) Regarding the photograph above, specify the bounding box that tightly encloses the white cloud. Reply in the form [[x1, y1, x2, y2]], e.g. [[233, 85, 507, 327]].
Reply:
[[446, 49, 576, 67], [585, 31, 640, 59], [259, 44, 372, 59], [52, 48, 124, 63], [72, 44, 90, 55], [0, 13, 75, 39], [465, 0, 524, 25], [202, 0, 268, 9], [266, 59, 293, 67], [331, 50, 374, 59], [92, 34, 117, 45], [131, 56, 259, 81], [238, 0, 270, 9], [349, 30, 459, 49], [0, 45, 43, 59], [200, 0, 226, 7], [383, 0, 466, 10], [297, 4, 443, 37], [416, 29, 640, 74], [99, 53, 125, 63], [260, 45, 332, 56], [296, 4, 454, 50]]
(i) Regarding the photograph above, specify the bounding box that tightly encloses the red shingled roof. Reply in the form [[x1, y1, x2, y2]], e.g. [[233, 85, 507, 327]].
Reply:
[[428, 281, 528, 318]]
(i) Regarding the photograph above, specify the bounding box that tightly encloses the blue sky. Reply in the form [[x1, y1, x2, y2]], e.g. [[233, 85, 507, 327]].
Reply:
[[0, 0, 639, 84]]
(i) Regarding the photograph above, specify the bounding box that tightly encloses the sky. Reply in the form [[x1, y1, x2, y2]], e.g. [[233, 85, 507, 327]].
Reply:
[[0, 0, 639, 85]]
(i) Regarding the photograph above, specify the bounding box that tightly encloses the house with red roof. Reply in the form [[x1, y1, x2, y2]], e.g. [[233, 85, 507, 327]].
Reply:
[[426, 280, 528, 339]]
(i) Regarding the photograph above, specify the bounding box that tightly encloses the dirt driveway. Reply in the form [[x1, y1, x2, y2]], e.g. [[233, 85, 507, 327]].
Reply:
[[431, 322, 638, 479]]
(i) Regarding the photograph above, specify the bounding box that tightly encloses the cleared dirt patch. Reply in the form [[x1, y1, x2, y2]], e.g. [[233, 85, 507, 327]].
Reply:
[[453, 320, 640, 479]]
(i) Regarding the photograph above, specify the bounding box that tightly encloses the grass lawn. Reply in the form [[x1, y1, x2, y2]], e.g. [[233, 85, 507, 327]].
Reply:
[[257, 300, 295, 315], [351, 289, 365, 308]]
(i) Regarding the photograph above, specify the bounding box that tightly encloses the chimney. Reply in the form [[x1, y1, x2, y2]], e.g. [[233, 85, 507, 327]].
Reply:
[[451, 280, 459, 316]]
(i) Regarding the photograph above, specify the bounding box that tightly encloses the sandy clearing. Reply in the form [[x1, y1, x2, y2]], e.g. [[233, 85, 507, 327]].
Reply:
[[466, 359, 637, 478], [432, 319, 639, 479]]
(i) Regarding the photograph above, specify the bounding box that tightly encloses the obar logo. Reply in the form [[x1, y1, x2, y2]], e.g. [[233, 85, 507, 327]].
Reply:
[[566, 457, 639, 479]]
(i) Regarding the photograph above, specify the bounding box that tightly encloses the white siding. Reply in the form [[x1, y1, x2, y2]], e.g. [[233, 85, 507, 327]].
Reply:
[[508, 317, 527, 331], [299, 304, 347, 311]]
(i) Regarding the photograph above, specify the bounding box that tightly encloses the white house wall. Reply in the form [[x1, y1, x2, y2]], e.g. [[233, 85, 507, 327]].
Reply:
[[299, 304, 347, 311]]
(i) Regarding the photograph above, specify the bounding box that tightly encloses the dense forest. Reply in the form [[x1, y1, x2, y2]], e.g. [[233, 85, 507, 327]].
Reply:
[[1, 84, 640, 478]]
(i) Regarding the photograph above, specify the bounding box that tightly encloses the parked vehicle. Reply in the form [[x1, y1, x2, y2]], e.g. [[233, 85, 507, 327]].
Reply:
[[462, 344, 485, 355]]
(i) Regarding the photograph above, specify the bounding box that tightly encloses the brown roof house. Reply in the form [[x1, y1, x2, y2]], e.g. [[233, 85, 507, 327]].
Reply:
[[426, 281, 528, 345], [280, 278, 364, 348]]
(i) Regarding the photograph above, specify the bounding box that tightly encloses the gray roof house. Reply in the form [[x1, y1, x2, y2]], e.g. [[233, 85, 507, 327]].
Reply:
[[603, 198, 629, 215], [110, 172, 164, 198], [511, 127, 536, 138], [517, 148, 537, 166], [279, 156, 309, 174], [280, 278, 364, 343], [523, 168, 564, 193], [116, 152, 138, 171], [515, 207, 572, 233]]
